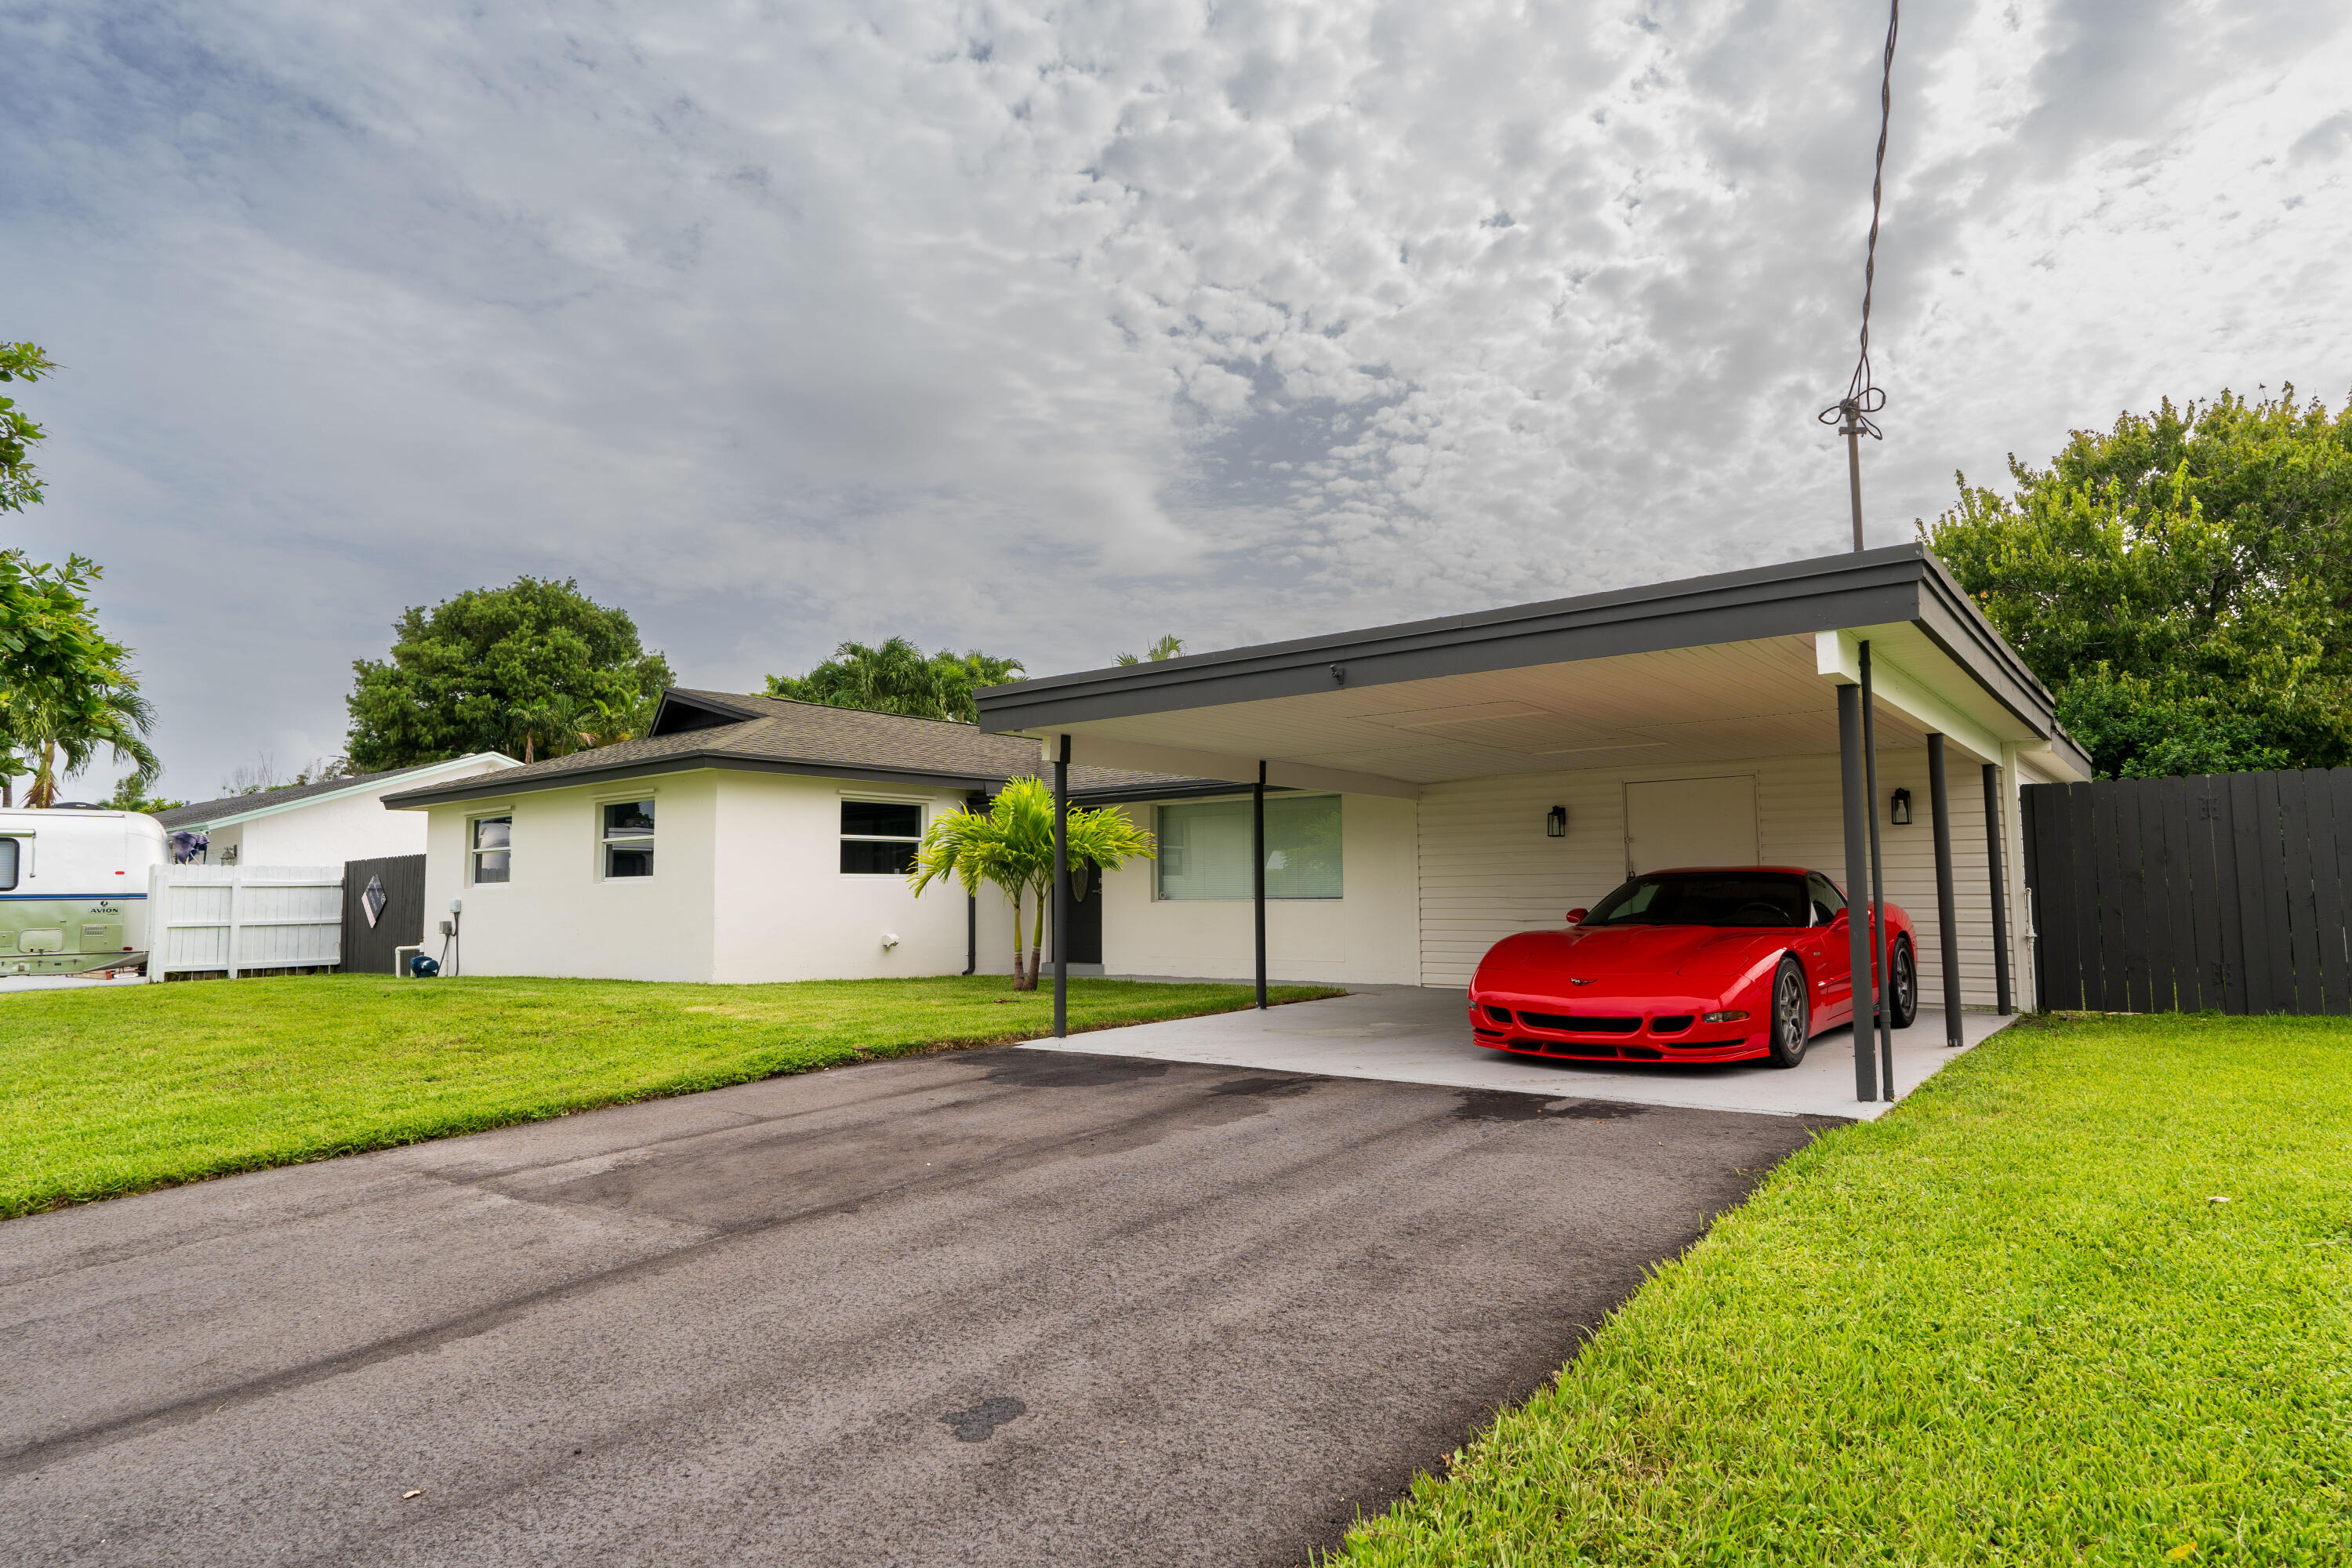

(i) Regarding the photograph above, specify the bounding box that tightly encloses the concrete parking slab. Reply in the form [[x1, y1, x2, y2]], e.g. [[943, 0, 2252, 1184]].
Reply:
[[1025, 988, 2012, 1119], [2, 1045, 1831, 1567]]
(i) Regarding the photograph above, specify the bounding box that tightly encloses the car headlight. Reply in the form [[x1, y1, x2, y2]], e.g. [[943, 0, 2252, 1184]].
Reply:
[[1702, 1009, 1750, 1023]]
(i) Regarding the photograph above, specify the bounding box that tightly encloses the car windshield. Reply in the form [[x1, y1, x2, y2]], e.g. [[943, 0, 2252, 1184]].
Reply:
[[1581, 873, 1811, 928]]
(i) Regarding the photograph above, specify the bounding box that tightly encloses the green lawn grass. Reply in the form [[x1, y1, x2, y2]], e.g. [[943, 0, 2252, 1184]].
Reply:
[[1331, 1013, 2352, 1566], [0, 973, 1335, 1219]]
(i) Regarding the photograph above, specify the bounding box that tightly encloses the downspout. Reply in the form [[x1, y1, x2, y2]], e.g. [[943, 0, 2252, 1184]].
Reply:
[[962, 789, 985, 976], [1052, 735, 1069, 1037]]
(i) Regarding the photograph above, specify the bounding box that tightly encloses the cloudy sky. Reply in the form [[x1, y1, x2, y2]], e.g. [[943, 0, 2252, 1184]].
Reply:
[[4, 0, 2348, 800]]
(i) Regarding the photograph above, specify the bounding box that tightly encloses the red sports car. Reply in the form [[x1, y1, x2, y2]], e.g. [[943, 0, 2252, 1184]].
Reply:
[[1468, 866, 1915, 1068]]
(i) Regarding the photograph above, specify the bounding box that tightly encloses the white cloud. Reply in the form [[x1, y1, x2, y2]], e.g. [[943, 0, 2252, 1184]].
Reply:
[[2, 0, 2348, 796]]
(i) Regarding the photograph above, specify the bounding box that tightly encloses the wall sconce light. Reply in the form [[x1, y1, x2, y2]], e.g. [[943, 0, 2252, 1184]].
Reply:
[[1545, 805, 1568, 838], [1889, 787, 1912, 826]]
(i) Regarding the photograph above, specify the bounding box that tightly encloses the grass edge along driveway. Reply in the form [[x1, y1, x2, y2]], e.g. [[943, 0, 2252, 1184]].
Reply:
[[1327, 1011, 2352, 1566], [0, 973, 1338, 1220]]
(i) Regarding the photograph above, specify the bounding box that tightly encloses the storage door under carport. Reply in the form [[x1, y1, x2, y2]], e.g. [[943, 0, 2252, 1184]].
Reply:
[[1622, 775, 1759, 877]]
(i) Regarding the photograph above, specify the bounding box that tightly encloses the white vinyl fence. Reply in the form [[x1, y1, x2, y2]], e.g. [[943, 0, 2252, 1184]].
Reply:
[[145, 865, 343, 980]]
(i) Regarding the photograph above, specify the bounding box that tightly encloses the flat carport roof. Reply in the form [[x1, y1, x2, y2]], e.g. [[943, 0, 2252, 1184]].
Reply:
[[977, 543, 2089, 1107], [975, 543, 2091, 791]]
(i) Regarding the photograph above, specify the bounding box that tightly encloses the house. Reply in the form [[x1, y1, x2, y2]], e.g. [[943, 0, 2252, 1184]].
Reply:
[[154, 754, 518, 866], [378, 690, 1209, 983], [379, 545, 2090, 1104], [971, 543, 2095, 1099]]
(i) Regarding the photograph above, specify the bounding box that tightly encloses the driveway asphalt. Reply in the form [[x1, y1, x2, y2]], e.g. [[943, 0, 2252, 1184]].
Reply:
[[2, 1046, 1835, 1566]]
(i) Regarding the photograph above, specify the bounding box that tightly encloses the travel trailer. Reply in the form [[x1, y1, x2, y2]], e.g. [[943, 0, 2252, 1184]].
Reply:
[[0, 808, 168, 976]]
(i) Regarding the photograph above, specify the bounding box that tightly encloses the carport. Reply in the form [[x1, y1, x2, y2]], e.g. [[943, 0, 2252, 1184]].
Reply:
[[979, 545, 2092, 1106]]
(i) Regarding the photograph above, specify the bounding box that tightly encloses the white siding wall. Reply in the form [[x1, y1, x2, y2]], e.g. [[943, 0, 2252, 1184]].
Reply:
[[1418, 748, 2014, 1006], [1096, 793, 1421, 985]]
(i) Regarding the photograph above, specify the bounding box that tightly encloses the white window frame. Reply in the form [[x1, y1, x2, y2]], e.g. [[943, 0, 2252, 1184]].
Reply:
[[839, 793, 927, 878], [467, 811, 514, 887], [597, 793, 658, 882], [0, 833, 27, 891]]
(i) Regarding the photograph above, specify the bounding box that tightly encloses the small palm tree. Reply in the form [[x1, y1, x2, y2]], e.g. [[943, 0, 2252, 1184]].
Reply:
[[908, 776, 1155, 989], [576, 694, 652, 749], [1116, 633, 1185, 665], [10, 681, 158, 808], [512, 694, 583, 764]]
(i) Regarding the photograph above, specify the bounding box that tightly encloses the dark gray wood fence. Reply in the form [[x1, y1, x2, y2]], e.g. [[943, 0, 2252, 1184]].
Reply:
[[339, 854, 428, 975], [2023, 770, 2352, 1014]]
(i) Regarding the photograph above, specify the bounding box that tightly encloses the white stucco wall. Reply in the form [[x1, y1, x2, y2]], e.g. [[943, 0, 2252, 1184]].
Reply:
[[417, 768, 1022, 984], [709, 772, 1018, 984], [1416, 747, 2030, 1007], [420, 772, 720, 982], [1096, 792, 1422, 985]]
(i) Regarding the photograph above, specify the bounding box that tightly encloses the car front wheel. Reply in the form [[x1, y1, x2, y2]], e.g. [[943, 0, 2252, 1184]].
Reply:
[[1766, 957, 1809, 1068]]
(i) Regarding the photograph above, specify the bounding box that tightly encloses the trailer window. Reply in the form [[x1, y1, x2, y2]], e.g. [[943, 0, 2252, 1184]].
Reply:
[[0, 837, 17, 891]]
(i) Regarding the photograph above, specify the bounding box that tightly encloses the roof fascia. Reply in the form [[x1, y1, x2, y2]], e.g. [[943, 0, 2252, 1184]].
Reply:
[[978, 546, 1935, 731], [1069, 781, 1301, 806], [382, 750, 1011, 809], [182, 753, 519, 829]]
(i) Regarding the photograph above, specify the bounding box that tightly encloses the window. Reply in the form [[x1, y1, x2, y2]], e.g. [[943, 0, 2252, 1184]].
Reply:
[[602, 800, 655, 878], [1582, 872, 1809, 928], [470, 816, 511, 884], [841, 800, 922, 874], [1806, 872, 1846, 926], [1155, 795, 1342, 901], [0, 837, 18, 891]]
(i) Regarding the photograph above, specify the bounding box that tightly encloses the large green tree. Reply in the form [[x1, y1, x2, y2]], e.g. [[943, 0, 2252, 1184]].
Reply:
[[1925, 387, 2352, 778], [1, 343, 58, 515], [767, 637, 1024, 724], [346, 578, 673, 770]]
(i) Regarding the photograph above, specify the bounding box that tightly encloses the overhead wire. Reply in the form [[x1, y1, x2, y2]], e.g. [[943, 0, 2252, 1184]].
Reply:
[[1819, 0, 1900, 445]]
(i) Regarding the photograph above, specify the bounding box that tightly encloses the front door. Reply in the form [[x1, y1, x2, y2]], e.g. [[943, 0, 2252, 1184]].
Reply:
[[1061, 861, 1103, 966], [1622, 775, 1759, 877]]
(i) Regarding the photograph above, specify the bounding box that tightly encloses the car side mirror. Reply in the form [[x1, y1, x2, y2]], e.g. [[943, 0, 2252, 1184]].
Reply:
[[1828, 909, 1848, 928], [1565, 908, 1588, 924]]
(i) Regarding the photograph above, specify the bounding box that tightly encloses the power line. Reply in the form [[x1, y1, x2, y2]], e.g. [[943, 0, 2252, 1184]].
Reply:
[[1819, 0, 1900, 550]]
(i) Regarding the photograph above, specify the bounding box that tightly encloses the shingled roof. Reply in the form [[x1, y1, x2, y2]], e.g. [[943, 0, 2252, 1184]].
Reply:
[[154, 755, 517, 829], [379, 689, 1210, 809]]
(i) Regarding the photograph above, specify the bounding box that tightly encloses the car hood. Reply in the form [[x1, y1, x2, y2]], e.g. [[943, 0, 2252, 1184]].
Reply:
[[1475, 925, 1795, 989]]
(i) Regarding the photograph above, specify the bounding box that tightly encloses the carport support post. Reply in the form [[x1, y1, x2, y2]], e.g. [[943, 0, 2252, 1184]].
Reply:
[[1253, 761, 1269, 1010], [1859, 643, 1895, 1102], [1053, 735, 1070, 1039], [1927, 733, 1963, 1048], [1838, 684, 1878, 1102], [1984, 761, 2013, 1014]]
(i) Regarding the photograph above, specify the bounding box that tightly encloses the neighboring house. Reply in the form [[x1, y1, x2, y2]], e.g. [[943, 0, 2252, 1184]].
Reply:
[[153, 754, 519, 867], [379, 690, 1214, 984]]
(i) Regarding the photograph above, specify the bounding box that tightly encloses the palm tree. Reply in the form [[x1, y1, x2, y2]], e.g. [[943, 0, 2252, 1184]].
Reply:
[[768, 639, 1025, 724], [575, 694, 652, 750], [908, 776, 1155, 989], [9, 681, 158, 808], [1116, 633, 1184, 665], [512, 694, 583, 765]]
